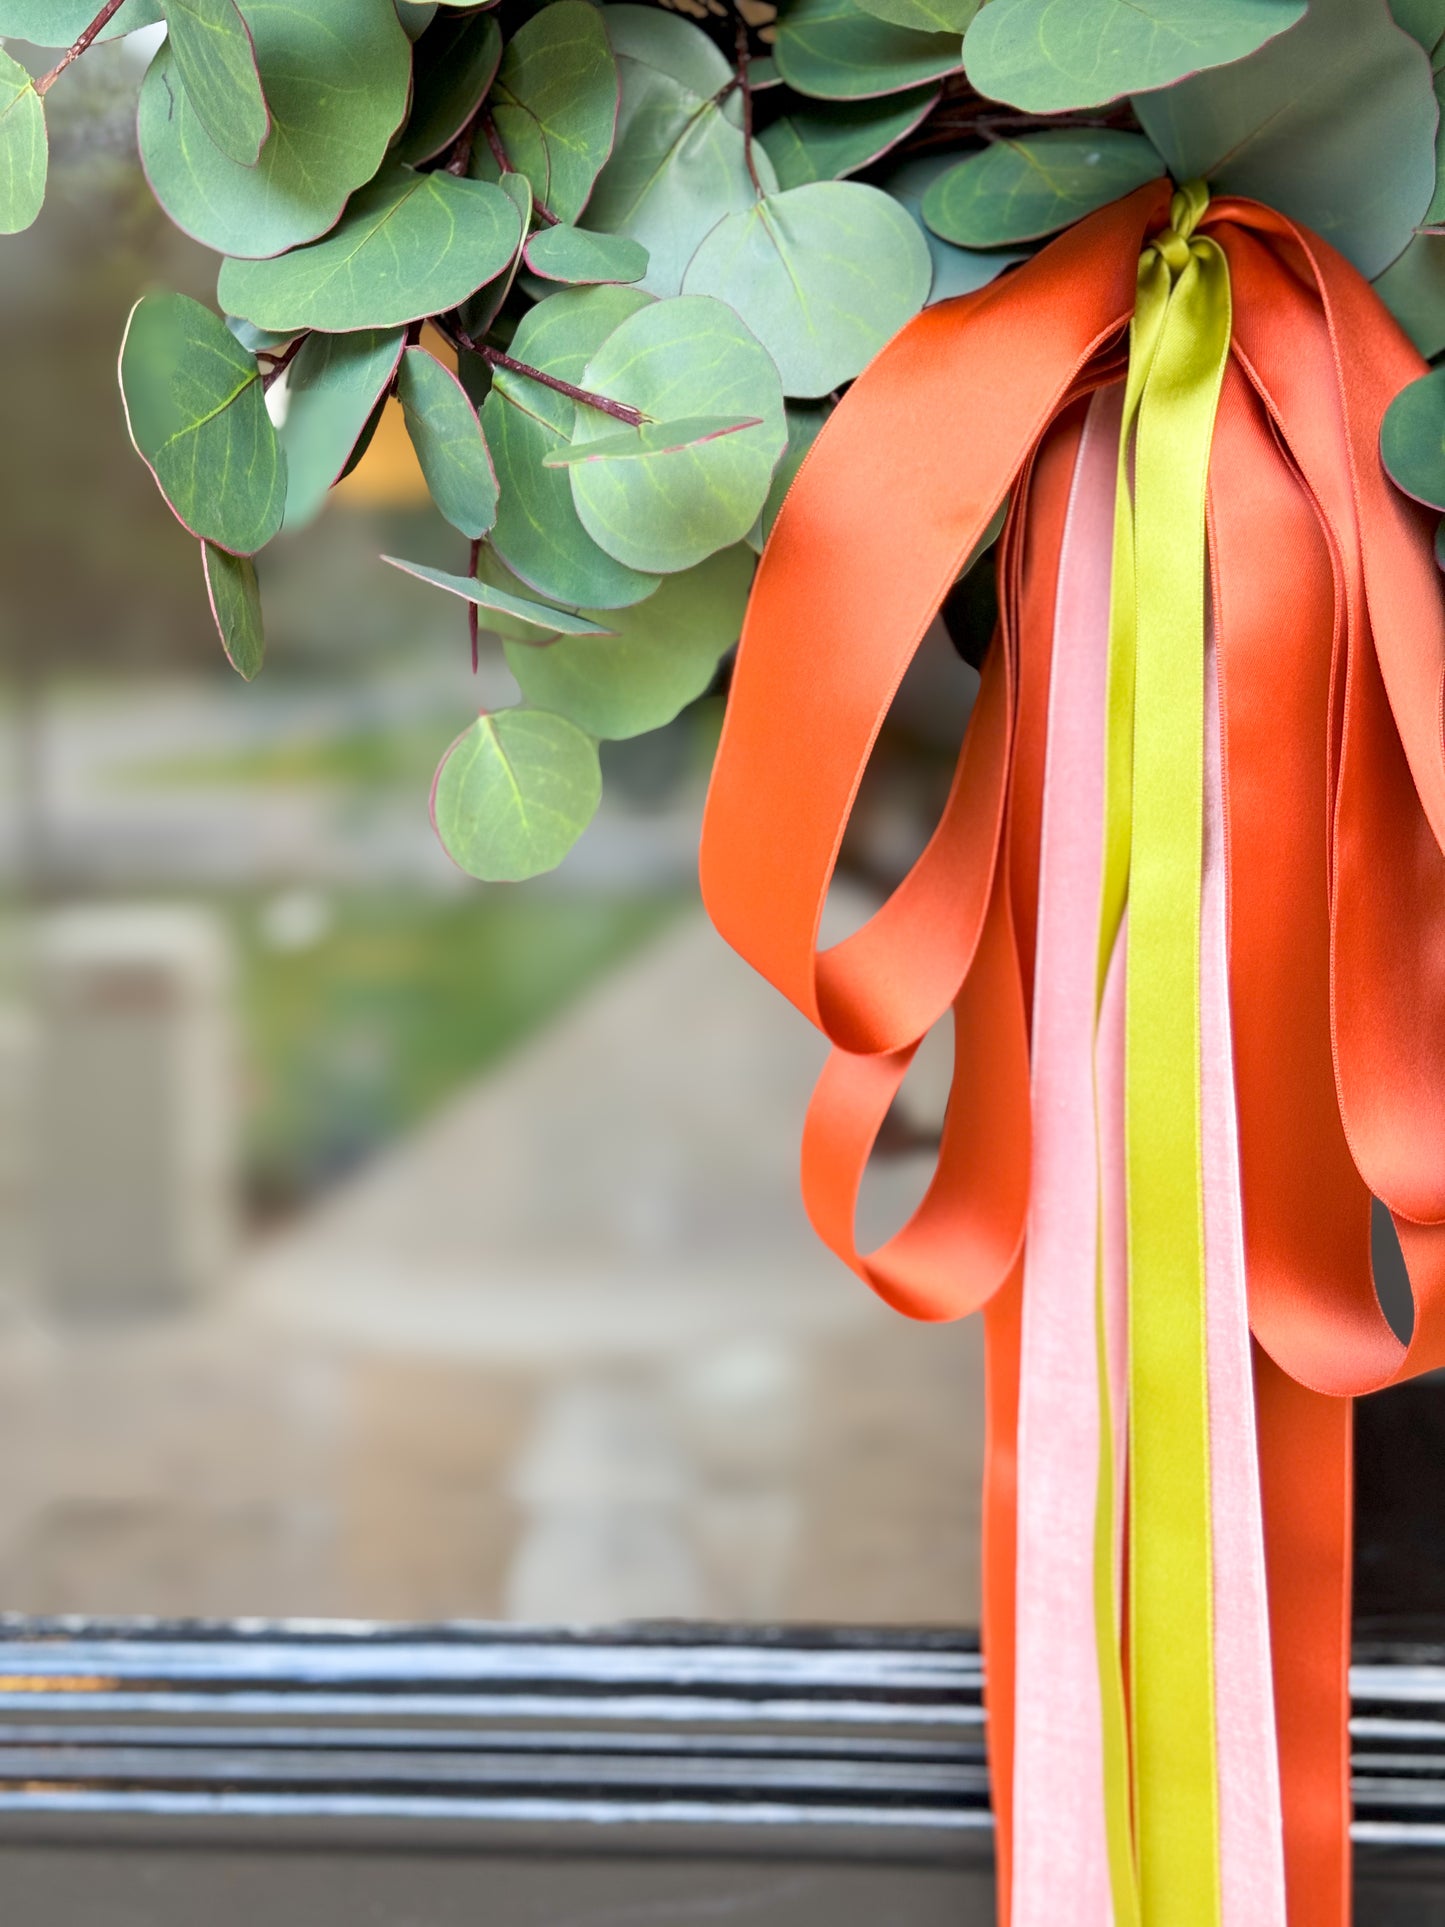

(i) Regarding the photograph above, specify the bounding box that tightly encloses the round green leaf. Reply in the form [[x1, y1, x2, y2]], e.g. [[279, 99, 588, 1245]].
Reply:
[[217, 167, 523, 332], [682, 181, 930, 399], [0, 47, 45, 237], [489, 0, 618, 222], [758, 87, 938, 188], [279, 328, 406, 531], [602, 5, 736, 98], [1436, 516, 1445, 571], [138, 0, 412, 259], [544, 415, 764, 464], [774, 0, 963, 102], [432, 708, 602, 882], [568, 294, 787, 573], [399, 2, 438, 38], [162, 0, 270, 168], [119, 291, 285, 555], [525, 223, 649, 285], [963, 0, 1306, 112], [1134, 0, 1435, 280], [460, 171, 532, 339], [855, 0, 978, 33], [395, 345, 499, 539], [920, 131, 1162, 247], [1381, 366, 1445, 511], [583, 7, 776, 295], [884, 155, 1028, 301], [481, 283, 661, 607], [384, 555, 616, 633], [1374, 234, 1445, 359], [504, 543, 753, 738], [397, 10, 501, 164], [0, 0, 161, 43], [1392, 0, 1445, 56], [202, 541, 264, 679]]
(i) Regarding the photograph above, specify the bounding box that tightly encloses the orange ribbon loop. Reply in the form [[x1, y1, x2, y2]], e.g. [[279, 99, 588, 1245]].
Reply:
[[699, 180, 1445, 1927]]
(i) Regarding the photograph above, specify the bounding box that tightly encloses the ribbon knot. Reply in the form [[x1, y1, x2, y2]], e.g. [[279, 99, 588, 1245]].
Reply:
[[1150, 179, 1210, 276]]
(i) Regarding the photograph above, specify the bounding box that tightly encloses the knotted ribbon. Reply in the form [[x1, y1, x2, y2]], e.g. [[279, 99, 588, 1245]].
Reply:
[[699, 177, 1445, 1923]]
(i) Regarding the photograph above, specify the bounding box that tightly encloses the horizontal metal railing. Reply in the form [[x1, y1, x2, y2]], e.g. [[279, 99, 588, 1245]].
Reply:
[[0, 1619, 1432, 1852]]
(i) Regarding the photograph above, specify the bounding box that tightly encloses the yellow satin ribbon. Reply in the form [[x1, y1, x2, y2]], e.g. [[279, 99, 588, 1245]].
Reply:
[[1095, 181, 1233, 1924]]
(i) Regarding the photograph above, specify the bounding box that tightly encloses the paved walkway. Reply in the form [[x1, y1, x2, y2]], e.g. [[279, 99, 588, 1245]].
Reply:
[[0, 909, 983, 1627]]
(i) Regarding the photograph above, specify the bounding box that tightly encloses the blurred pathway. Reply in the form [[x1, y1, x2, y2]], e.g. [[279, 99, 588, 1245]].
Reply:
[[0, 907, 983, 1627]]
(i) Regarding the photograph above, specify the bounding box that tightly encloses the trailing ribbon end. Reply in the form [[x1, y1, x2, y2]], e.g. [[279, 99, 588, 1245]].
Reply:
[[699, 172, 1445, 1927]]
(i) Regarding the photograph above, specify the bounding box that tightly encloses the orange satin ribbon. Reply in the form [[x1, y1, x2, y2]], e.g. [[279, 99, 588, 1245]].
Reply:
[[699, 180, 1445, 1923]]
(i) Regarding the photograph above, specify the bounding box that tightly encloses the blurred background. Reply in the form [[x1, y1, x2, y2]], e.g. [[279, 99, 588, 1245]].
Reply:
[[0, 27, 985, 1628]]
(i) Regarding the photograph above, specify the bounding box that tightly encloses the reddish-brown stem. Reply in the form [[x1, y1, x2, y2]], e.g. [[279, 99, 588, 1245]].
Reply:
[[478, 113, 558, 222], [259, 333, 307, 392], [442, 319, 647, 426], [735, 20, 764, 198], [35, 0, 128, 95], [482, 114, 511, 178], [481, 344, 645, 422]]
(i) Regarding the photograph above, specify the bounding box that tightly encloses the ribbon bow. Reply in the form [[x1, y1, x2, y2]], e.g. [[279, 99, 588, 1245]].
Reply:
[[700, 178, 1445, 1925]]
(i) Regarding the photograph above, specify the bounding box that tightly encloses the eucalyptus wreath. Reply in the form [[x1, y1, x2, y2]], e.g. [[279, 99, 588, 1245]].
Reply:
[[2, 0, 1443, 879]]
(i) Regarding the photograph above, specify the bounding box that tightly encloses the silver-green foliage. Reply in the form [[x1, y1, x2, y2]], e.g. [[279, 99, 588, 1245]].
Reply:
[[3, 0, 1441, 877]]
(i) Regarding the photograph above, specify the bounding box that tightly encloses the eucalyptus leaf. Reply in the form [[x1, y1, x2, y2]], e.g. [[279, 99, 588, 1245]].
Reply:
[[602, 5, 737, 102], [525, 223, 649, 285], [161, 0, 270, 168], [218, 167, 524, 332], [1415, 63, 1445, 228], [227, 317, 298, 356], [482, 283, 661, 607], [490, 0, 619, 222], [0, 47, 45, 237], [963, 0, 1306, 112], [748, 400, 830, 551], [395, 345, 499, 539], [0, 0, 161, 42], [383, 555, 615, 632], [682, 180, 930, 399], [1390, 0, 1445, 61], [584, 6, 777, 295], [1381, 365, 1445, 510], [432, 708, 602, 882], [399, 1, 438, 37], [855, 0, 978, 34], [202, 541, 264, 679], [460, 171, 532, 338], [1134, 0, 1434, 278], [279, 328, 406, 531], [544, 416, 765, 465], [884, 154, 1029, 300], [138, 0, 412, 259], [568, 294, 787, 573], [505, 543, 754, 738], [921, 131, 1162, 247], [774, 0, 963, 102], [119, 291, 285, 555], [1375, 233, 1445, 357], [758, 87, 938, 188], [397, 10, 501, 164]]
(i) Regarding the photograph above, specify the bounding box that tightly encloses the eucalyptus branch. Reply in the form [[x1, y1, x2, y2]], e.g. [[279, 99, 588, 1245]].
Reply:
[[259, 333, 307, 392], [442, 318, 648, 426], [901, 80, 1140, 155], [734, 19, 764, 199], [476, 114, 558, 222], [34, 0, 128, 96]]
